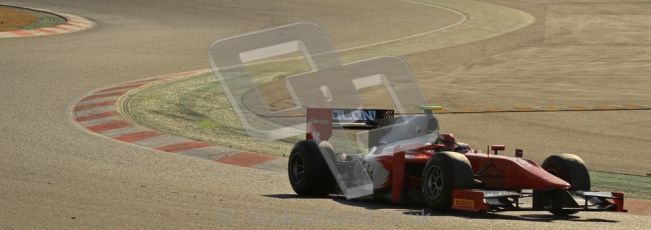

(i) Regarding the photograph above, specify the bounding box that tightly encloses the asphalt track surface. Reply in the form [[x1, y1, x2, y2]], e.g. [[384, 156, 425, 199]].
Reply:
[[1, 0, 650, 229]]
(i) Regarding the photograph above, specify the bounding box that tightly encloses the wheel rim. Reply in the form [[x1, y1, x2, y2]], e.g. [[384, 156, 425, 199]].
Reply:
[[424, 165, 444, 200], [290, 153, 305, 185]]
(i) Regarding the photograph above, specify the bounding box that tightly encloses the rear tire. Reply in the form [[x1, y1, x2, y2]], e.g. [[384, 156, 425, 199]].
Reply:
[[288, 140, 336, 196], [541, 154, 591, 216], [421, 152, 474, 210]]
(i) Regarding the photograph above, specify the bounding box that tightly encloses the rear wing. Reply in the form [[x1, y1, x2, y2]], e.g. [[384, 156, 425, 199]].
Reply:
[[306, 108, 395, 141]]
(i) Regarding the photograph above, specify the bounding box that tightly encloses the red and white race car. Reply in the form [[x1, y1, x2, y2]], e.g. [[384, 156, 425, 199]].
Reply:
[[288, 107, 626, 215]]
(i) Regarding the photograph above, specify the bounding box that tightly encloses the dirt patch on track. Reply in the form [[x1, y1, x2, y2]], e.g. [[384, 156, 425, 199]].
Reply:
[[0, 7, 37, 31], [0, 5, 66, 32]]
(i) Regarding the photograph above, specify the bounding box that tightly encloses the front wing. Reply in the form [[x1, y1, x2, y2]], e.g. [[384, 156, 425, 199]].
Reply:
[[452, 189, 627, 213]]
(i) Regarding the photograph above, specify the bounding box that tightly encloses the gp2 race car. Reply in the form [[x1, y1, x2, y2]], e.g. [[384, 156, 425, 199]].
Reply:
[[288, 107, 626, 216]]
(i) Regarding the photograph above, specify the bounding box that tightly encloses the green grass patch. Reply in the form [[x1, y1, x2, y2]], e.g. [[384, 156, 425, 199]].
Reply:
[[123, 48, 319, 156], [123, 74, 299, 157], [591, 171, 651, 200]]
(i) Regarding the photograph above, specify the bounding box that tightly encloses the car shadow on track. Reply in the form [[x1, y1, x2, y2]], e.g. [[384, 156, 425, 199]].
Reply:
[[264, 194, 619, 223]]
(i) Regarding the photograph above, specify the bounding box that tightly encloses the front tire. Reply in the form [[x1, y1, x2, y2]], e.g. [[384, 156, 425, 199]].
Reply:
[[541, 154, 591, 216], [421, 151, 474, 210], [288, 140, 335, 196]]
